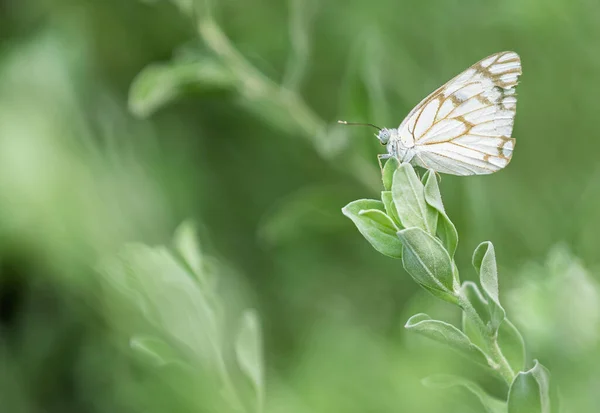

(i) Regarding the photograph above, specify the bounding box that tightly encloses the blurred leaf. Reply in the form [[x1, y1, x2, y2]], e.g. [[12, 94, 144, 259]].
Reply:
[[381, 191, 402, 228], [405, 314, 489, 367], [99, 244, 221, 366], [236, 309, 264, 409], [423, 374, 507, 413], [130, 335, 181, 367], [508, 361, 551, 413], [498, 319, 526, 374], [397, 227, 456, 302], [423, 170, 458, 257], [282, 0, 318, 91], [382, 157, 399, 191], [342, 199, 403, 259], [173, 220, 206, 283], [128, 56, 234, 117], [473, 242, 506, 332], [461, 281, 491, 353], [507, 245, 600, 357], [392, 164, 437, 234]]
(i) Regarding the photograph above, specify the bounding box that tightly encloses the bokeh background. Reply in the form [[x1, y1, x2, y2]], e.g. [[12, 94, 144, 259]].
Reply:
[[1, 0, 600, 412]]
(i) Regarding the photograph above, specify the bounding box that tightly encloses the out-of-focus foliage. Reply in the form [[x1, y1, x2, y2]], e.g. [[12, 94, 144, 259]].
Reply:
[[1, 0, 600, 412]]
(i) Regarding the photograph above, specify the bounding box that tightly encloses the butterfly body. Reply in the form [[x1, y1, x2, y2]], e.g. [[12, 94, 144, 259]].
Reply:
[[351, 51, 522, 176], [377, 128, 416, 163]]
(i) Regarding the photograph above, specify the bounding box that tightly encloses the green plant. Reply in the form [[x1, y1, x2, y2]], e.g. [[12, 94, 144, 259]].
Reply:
[[343, 158, 552, 413], [128, 0, 382, 190], [99, 221, 265, 413]]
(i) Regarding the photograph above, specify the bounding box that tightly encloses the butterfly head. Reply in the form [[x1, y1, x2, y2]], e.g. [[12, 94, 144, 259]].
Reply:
[[376, 128, 392, 145]]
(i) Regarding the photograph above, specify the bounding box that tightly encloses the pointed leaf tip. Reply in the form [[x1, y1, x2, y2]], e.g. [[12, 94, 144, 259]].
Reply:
[[236, 309, 264, 395], [472, 241, 505, 332], [392, 164, 437, 234]]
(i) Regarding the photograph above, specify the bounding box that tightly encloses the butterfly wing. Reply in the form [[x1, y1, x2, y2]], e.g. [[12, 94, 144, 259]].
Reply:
[[399, 51, 521, 175]]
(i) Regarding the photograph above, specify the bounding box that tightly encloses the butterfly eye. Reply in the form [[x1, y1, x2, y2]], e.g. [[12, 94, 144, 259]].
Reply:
[[377, 130, 390, 145]]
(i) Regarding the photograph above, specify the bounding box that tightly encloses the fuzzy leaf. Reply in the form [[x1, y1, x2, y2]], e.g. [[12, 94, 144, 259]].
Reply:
[[423, 170, 458, 257], [343, 199, 403, 258], [405, 314, 489, 367], [381, 191, 402, 228], [392, 164, 437, 234], [508, 361, 551, 413], [473, 242, 506, 332], [423, 374, 507, 413], [498, 318, 526, 375], [382, 157, 399, 191], [461, 281, 491, 352], [397, 228, 456, 298]]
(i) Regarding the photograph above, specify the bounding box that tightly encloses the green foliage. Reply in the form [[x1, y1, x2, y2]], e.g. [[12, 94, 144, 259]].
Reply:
[[101, 223, 265, 413], [397, 228, 457, 303], [508, 361, 551, 413], [497, 319, 526, 375], [236, 309, 265, 412], [129, 56, 235, 117], [472, 242, 506, 333], [345, 162, 552, 410], [405, 314, 489, 367], [391, 164, 438, 234], [423, 375, 507, 413], [5, 0, 600, 412], [422, 171, 458, 257], [342, 199, 403, 259]]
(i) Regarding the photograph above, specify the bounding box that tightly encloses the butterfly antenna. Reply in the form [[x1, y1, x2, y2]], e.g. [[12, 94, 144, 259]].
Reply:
[[337, 120, 382, 131]]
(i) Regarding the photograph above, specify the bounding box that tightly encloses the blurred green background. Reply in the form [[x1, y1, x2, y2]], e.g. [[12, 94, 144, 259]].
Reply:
[[1, 0, 600, 412]]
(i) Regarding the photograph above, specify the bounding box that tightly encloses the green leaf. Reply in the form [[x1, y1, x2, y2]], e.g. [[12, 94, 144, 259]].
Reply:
[[461, 281, 491, 352], [382, 157, 399, 191], [173, 220, 206, 284], [397, 227, 456, 298], [236, 309, 264, 409], [423, 170, 458, 257], [343, 199, 403, 259], [381, 191, 403, 228], [498, 318, 526, 374], [130, 335, 181, 367], [128, 57, 234, 118], [392, 164, 437, 234], [473, 242, 506, 332], [508, 361, 551, 413], [423, 374, 507, 413], [405, 314, 489, 367], [99, 244, 221, 366]]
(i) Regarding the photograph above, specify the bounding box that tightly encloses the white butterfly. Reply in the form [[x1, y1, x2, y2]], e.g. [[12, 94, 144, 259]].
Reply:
[[340, 51, 522, 176]]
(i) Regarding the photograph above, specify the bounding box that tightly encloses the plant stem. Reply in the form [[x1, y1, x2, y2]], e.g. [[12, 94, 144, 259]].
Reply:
[[489, 336, 515, 384], [458, 293, 514, 385], [196, 17, 380, 191]]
